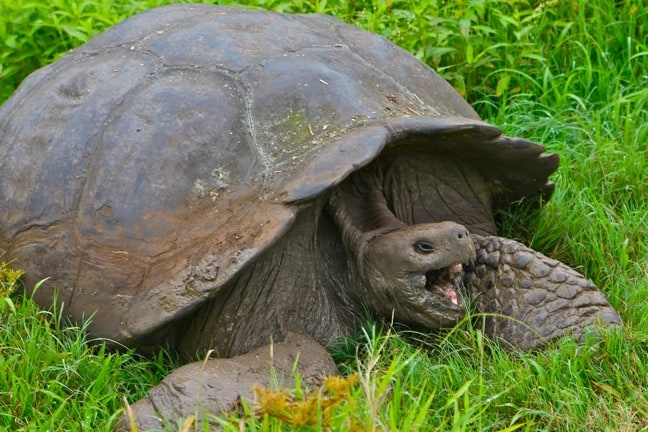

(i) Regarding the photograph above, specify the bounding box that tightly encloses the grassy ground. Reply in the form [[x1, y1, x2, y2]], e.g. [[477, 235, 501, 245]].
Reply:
[[1, 0, 646, 430]]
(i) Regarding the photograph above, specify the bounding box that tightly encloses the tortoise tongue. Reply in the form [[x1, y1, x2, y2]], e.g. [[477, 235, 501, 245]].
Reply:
[[426, 263, 463, 305]]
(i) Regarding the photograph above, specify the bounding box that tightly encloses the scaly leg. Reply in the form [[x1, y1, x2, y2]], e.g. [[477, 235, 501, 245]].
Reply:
[[115, 331, 338, 431], [466, 235, 621, 350]]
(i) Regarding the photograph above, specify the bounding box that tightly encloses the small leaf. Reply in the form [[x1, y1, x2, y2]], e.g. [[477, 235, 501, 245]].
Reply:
[[465, 43, 474, 64], [4, 296, 16, 314], [592, 381, 622, 399], [4, 34, 16, 48], [180, 415, 196, 432], [496, 73, 511, 96], [459, 18, 471, 40]]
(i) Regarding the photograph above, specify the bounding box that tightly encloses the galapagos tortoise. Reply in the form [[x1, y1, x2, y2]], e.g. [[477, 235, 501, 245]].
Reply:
[[0, 4, 620, 428]]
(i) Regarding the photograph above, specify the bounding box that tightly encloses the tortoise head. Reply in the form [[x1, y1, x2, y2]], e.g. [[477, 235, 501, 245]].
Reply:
[[358, 221, 475, 329]]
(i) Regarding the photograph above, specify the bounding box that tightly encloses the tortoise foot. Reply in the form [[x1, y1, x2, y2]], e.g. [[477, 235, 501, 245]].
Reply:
[[114, 331, 338, 431]]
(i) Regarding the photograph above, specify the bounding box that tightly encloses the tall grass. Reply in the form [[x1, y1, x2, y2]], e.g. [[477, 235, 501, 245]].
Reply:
[[0, 269, 173, 430], [1, 0, 646, 430]]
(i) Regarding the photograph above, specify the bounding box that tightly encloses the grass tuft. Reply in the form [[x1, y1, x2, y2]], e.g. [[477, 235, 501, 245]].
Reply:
[[0, 274, 174, 431]]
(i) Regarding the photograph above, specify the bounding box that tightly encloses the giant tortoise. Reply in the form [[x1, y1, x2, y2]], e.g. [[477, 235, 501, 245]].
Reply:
[[0, 4, 620, 429]]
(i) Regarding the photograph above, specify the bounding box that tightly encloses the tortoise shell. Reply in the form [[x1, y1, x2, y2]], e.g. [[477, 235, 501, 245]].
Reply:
[[0, 4, 557, 346]]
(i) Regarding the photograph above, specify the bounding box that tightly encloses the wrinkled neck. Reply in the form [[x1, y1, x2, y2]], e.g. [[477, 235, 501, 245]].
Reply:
[[326, 151, 498, 281], [326, 161, 405, 262]]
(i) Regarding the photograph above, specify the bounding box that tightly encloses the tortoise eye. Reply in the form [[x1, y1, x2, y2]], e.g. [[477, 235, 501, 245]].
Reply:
[[415, 241, 435, 254]]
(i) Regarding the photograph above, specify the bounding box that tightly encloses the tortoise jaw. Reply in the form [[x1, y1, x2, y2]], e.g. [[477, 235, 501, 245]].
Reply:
[[424, 263, 465, 306]]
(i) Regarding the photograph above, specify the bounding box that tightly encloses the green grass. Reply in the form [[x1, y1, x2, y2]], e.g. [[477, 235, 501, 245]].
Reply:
[[1, 0, 647, 430], [0, 269, 174, 431]]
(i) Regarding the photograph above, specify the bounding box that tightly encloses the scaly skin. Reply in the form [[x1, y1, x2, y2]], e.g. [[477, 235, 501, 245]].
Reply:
[[114, 331, 338, 431], [465, 235, 622, 350]]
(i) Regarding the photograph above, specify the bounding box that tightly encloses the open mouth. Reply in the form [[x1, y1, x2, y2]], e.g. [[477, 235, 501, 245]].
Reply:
[[425, 263, 464, 305]]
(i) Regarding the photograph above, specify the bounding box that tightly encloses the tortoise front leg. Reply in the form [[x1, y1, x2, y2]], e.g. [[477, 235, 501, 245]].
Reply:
[[465, 235, 622, 350], [114, 331, 338, 431]]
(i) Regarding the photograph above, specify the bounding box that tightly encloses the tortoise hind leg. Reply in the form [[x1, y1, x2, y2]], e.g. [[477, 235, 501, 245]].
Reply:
[[465, 235, 621, 350], [114, 331, 338, 431]]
